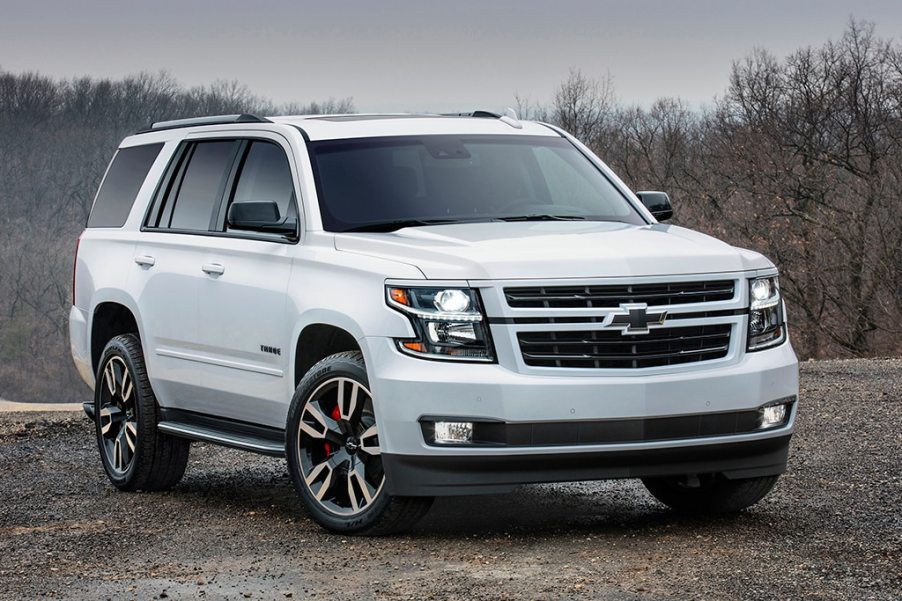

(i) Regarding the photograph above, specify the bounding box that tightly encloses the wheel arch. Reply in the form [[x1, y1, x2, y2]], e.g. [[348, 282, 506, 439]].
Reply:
[[293, 317, 365, 387], [90, 295, 143, 376]]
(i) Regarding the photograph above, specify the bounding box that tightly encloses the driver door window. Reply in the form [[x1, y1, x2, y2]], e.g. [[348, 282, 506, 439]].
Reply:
[[225, 141, 296, 232]]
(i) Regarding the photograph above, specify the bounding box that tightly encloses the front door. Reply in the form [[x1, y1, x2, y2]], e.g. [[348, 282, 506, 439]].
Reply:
[[193, 138, 299, 427]]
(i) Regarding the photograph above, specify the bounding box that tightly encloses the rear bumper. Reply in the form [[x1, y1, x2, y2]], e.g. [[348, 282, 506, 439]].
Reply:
[[384, 434, 792, 496], [69, 305, 95, 389]]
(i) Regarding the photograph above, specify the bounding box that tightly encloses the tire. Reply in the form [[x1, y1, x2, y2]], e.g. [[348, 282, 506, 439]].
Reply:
[[93, 333, 190, 491], [286, 351, 433, 535], [641, 474, 779, 514]]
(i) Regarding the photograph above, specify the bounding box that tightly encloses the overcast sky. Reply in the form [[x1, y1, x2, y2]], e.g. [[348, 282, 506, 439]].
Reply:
[[1, 0, 899, 113]]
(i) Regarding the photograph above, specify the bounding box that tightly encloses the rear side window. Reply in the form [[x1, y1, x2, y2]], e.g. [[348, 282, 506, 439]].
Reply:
[[168, 141, 237, 231], [88, 143, 163, 227]]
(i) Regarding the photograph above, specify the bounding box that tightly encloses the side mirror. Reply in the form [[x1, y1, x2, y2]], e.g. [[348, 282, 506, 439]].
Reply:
[[227, 201, 297, 236], [636, 191, 673, 222]]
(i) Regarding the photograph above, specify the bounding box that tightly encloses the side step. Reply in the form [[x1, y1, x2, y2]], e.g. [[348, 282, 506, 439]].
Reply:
[[157, 408, 285, 457], [158, 423, 285, 456]]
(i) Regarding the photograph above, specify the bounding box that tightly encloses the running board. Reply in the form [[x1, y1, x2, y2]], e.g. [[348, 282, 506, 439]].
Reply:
[[158, 423, 285, 456], [157, 408, 285, 457]]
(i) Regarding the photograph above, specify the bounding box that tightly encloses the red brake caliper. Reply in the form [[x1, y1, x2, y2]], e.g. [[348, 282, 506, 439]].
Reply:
[[323, 404, 342, 456]]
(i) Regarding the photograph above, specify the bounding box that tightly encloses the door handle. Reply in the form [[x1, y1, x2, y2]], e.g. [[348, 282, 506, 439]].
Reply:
[[201, 263, 225, 276], [134, 255, 155, 267]]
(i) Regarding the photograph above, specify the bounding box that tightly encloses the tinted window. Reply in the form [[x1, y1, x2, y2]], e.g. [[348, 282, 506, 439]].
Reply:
[[88, 143, 163, 228], [231, 141, 294, 223], [309, 135, 644, 232], [168, 141, 236, 231]]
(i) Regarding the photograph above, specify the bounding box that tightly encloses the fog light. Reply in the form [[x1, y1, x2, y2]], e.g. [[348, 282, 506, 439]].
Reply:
[[433, 421, 473, 444], [760, 403, 789, 429]]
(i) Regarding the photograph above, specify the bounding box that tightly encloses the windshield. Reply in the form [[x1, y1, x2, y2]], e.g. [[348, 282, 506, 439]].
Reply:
[[308, 135, 647, 232]]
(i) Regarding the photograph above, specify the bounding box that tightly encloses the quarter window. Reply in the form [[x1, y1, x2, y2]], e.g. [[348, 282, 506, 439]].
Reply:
[[88, 143, 163, 228]]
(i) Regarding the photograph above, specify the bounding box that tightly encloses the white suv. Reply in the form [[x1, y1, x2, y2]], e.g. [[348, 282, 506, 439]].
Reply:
[[70, 112, 798, 534]]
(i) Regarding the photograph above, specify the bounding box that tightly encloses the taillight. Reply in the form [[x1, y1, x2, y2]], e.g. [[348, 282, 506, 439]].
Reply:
[[72, 233, 82, 305]]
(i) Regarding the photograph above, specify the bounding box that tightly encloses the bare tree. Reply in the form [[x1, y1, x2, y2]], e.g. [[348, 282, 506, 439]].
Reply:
[[3, 21, 902, 401], [513, 92, 549, 122], [0, 70, 355, 401], [551, 69, 616, 148], [280, 97, 356, 115], [706, 20, 902, 356], [521, 21, 901, 359]]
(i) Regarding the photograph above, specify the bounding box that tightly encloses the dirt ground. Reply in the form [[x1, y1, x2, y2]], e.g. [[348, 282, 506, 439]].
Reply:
[[0, 358, 899, 600]]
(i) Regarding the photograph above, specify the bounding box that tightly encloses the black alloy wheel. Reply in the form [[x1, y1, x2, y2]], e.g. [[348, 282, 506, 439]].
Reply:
[[93, 334, 190, 491], [286, 351, 433, 535]]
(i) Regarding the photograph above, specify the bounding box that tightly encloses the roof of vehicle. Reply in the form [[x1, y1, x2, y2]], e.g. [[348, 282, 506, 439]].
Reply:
[[130, 112, 561, 143], [273, 113, 560, 141]]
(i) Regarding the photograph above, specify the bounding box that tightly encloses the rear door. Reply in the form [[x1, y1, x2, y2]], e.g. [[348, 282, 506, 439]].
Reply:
[[133, 139, 241, 408]]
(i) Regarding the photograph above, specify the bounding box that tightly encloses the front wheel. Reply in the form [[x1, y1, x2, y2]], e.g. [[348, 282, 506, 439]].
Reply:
[[642, 474, 780, 514], [286, 351, 432, 535]]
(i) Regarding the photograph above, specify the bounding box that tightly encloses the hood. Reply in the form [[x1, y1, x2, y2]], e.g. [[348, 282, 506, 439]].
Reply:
[[334, 221, 773, 280]]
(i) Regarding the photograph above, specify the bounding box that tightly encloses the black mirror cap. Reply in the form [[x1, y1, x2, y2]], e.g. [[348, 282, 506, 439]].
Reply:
[[228, 200, 280, 225], [636, 191, 673, 222], [228, 201, 297, 236]]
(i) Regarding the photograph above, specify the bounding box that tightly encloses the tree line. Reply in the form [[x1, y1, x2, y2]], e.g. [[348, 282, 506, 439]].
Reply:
[[0, 72, 353, 401], [520, 20, 900, 360], [0, 20, 899, 402]]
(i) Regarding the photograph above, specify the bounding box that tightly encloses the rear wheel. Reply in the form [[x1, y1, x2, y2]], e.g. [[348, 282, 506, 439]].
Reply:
[[642, 474, 779, 514], [94, 334, 190, 491], [286, 351, 432, 535]]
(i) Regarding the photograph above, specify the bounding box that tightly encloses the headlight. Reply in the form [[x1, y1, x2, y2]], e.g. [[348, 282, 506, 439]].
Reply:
[[747, 275, 786, 351], [386, 286, 495, 362]]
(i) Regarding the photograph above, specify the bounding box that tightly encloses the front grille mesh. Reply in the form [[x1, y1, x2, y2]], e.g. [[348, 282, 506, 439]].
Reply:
[[505, 280, 735, 309], [518, 324, 732, 369]]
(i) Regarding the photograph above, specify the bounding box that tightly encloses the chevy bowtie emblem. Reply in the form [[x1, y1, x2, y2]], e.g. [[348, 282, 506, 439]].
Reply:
[[605, 303, 667, 335]]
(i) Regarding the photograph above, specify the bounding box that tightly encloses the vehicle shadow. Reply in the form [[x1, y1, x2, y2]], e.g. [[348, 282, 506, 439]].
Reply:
[[411, 481, 780, 538], [172, 451, 783, 539]]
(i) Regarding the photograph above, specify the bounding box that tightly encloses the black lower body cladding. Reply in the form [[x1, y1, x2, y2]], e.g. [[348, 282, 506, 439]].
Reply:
[[383, 435, 792, 496]]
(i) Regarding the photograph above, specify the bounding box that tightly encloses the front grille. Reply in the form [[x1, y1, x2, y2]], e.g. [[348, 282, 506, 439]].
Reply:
[[518, 324, 732, 369], [505, 280, 735, 308]]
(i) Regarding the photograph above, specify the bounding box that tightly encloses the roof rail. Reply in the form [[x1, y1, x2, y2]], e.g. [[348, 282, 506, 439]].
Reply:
[[499, 107, 523, 129], [438, 109, 522, 129], [440, 110, 501, 119], [136, 114, 271, 134]]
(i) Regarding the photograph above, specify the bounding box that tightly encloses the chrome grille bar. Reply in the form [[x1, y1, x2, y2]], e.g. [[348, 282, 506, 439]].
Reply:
[[517, 324, 732, 369], [505, 280, 735, 309]]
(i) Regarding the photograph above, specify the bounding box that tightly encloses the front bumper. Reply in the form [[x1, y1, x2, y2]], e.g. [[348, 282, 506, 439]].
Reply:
[[363, 336, 798, 495], [384, 434, 792, 495]]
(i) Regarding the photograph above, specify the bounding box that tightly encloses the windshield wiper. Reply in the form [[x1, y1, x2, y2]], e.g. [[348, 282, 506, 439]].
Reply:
[[343, 218, 468, 232], [496, 214, 586, 222], [343, 214, 587, 232]]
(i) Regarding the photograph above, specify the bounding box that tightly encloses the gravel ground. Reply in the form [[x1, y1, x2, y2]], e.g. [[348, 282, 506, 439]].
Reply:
[[0, 358, 899, 600]]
